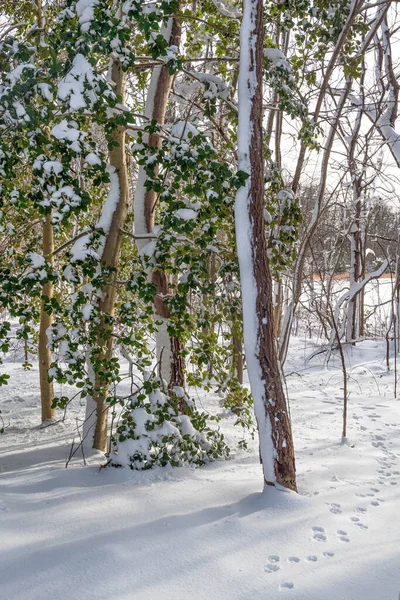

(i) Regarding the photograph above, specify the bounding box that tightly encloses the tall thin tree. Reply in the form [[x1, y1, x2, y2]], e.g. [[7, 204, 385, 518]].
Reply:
[[235, 0, 296, 491]]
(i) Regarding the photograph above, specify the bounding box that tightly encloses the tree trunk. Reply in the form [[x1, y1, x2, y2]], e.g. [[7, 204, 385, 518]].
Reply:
[[83, 59, 130, 452], [232, 333, 243, 384], [235, 0, 296, 491], [39, 213, 55, 422], [273, 279, 283, 338], [35, 0, 55, 423], [133, 13, 185, 388], [346, 179, 362, 344]]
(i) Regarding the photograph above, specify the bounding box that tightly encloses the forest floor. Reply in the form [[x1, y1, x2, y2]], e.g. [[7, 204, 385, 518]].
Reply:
[[0, 336, 399, 600]]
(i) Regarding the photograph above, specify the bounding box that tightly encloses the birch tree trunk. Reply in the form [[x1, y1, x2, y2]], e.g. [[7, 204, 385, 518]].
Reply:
[[83, 58, 129, 452], [235, 0, 296, 491], [133, 13, 185, 388]]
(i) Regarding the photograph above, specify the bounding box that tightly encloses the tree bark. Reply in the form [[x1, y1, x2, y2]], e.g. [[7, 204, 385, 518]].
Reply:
[[39, 213, 55, 422], [133, 13, 185, 388], [273, 279, 283, 339], [84, 59, 130, 452], [35, 0, 55, 422], [235, 0, 296, 491], [232, 333, 243, 384]]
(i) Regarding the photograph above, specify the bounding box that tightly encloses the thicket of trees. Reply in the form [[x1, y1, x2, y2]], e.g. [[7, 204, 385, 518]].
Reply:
[[1, 0, 399, 491]]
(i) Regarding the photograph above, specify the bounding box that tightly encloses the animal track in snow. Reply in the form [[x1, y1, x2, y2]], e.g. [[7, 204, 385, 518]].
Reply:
[[306, 555, 318, 562], [287, 557, 300, 563], [337, 529, 350, 542], [268, 555, 280, 563], [312, 526, 327, 541], [279, 582, 294, 590], [329, 503, 342, 514], [354, 506, 367, 514], [323, 551, 335, 558], [350, 516, 368, 528], [265, 564, 280, 573]]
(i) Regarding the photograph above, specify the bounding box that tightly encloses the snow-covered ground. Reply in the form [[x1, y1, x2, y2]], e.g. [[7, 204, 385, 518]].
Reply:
[[1, 336, 400, 600]]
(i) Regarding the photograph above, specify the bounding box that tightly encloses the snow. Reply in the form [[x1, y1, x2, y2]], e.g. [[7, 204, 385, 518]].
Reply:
[[376, 116, 400, 167], [76, 0, 99, 33], [84, 152, 102, 166], [169, 120, 199, 142], [174, 208, 198, 221], [264, 47, 291, 69], [189, 72, 230, 101], [37, 83, 53, 102], [81, 303, 93, 322], [1, 338, 400, 599], [69, 166, 119, 262], [27, 252, 46, 269], [96, 166, 119, 234], [51, 120, 86, 153], [69, 233, 99, 263], [58, 54, 99, 111], [43, 160, 63, 175]]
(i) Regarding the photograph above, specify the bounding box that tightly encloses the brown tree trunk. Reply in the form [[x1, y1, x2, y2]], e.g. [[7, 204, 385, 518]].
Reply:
[[39, 213, 55, 422], [273, 279, 283, 339], [236, 0, 296, 491], [90, 59, 130, 452], [153, 269, 185, 389], [35, 0, 55, 423], [232, 333, 243, 384], [134, 13, 185, 388]]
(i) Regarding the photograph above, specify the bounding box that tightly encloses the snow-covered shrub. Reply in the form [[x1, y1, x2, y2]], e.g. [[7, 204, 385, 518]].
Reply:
[[110, 371, 229, 470]]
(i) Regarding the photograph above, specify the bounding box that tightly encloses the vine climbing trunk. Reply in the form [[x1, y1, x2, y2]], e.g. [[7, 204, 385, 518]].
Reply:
[[235, 0, 296, 491], [133, 12, 185, 389], [83, 58, 129, 452]]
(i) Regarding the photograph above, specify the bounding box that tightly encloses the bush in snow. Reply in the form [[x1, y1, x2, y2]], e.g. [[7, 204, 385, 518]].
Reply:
[[110, 371, 229, 470]]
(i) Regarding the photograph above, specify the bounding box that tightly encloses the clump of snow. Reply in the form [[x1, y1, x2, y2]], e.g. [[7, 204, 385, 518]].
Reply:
[[174, 208, 198, 221], [28, 252, 46, 269], [85, 153, 102, 166], [51, 120, 86, 153], [96, 166, 120, 234], [58, 54, 101, 111], [264, 47, 291, 70], [76, 0, 99, 32], [169, 121, 199, 142]]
